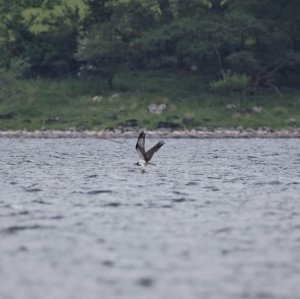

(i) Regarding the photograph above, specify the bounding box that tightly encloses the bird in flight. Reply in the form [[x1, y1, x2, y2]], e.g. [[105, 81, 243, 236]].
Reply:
[[135, 130, 165, 173]]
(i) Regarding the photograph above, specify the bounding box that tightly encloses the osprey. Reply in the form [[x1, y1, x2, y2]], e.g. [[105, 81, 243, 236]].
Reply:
[[135, 130, 165, 172]]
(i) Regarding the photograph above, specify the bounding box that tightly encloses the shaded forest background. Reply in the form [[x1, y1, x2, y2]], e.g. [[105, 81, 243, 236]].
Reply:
[[0, 0, 300, 131], [1, 0, 299, 92]]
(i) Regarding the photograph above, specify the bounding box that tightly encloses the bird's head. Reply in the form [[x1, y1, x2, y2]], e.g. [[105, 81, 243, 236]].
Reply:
[[135, 160, 146, 167]]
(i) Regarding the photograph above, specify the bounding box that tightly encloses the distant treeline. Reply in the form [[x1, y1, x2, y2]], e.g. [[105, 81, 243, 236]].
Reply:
[[0, 0, 300, 92]]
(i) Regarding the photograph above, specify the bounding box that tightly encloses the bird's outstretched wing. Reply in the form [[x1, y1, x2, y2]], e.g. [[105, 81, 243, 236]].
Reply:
[[136, 130, 146, 160], [145, 140, 164, 162]]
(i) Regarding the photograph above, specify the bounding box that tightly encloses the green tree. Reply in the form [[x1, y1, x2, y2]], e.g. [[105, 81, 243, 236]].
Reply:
[[28, 5, 81, 76], [78, 1, 156, 89], [83, 0, 114, 28], [132, 0, 300, 91], [157, 0, 173, 23], [0, 0, 81, 77], [1, 0, 299, 91]]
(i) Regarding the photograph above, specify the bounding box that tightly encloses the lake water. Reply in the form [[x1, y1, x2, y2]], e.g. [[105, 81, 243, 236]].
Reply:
[[0, 138, 300, 299]]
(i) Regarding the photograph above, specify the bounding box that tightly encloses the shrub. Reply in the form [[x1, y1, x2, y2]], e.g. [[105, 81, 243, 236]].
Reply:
[[210, 71, 250, 93]]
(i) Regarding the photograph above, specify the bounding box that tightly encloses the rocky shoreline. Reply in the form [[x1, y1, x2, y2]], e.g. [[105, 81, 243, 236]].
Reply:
[[0, 128, 300, 138]]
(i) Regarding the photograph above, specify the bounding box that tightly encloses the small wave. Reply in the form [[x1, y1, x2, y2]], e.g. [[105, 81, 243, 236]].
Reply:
[[103, 202, 122, 207], [146, 203, 173, 209], [85, 174, 98, 179], [204, 186, 220, 191], [5, 210, 30, 217], [207, 176, 222, 180], [1, 224, 55, 235], [136, 277, 154, 288], [18, 246, 28, 252], [254, 180, 282, 186], [32, 199, 52, 205], [49, 155, 64, 159], [173, 191, 188, 196], [102, 260, 115, 267], [186, 181, 198, 186], [47, 214, 63, 220], [172, 198, 187, 203], [25, 188, 42, 192], [87, 190, 113, 195], [268, 180, 282, 185], [214, 227, 232, 234]]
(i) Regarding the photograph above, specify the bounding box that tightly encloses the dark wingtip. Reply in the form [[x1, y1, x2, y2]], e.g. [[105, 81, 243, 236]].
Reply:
[[156, 140, 165, 150], [138, 130, 145, 138], [136, 130, 145, 149]]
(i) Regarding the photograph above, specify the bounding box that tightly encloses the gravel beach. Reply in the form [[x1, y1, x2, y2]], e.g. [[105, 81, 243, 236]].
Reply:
[[0, 128, 300, 138]]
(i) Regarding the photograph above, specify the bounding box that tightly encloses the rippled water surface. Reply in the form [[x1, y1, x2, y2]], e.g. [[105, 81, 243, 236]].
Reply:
[[0, 138, 300, 299]]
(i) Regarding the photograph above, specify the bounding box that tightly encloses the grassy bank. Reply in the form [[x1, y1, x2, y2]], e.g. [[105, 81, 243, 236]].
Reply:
[[0, 71, 299, 131]]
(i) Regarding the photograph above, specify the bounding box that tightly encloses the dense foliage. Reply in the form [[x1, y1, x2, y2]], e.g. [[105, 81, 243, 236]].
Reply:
[[1, 0, 299, 91]]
